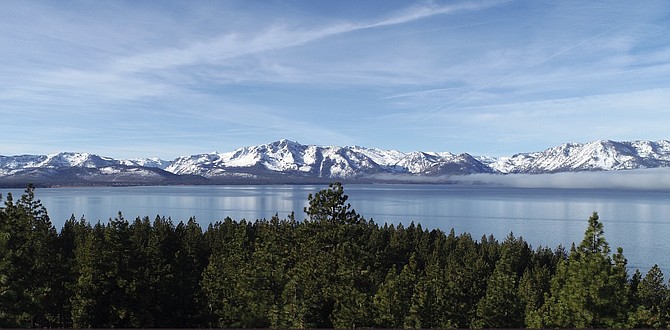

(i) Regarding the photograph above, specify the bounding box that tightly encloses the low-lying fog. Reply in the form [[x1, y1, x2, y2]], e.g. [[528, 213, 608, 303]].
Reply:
[[366, 168, 670, 190], [451, 168, 670, 190]]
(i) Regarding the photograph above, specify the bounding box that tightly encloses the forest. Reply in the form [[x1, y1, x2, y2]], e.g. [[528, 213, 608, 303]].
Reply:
[[0, 183, 669, 329]]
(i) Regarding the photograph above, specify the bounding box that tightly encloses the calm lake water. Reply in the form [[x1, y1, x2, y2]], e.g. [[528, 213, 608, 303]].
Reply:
[[2, 184, 670, 273]]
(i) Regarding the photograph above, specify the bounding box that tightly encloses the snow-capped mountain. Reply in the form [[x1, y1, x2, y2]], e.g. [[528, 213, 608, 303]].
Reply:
[[0, 152, 116, 176], [167, 140, 387, 179], [0, 152, 188, 186], [2, 139, 670, 186], [165, 139, 488, 179], [119, 158, 171, 170], [487, 140, 670, 173], [161, 139, 670, 177]]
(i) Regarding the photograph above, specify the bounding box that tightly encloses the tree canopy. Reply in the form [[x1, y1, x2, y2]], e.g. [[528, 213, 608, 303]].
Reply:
[[0, 184, 665, 328]]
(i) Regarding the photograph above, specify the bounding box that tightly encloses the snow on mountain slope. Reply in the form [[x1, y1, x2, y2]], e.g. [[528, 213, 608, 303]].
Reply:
[[120, 157, 170, 170], [0, 152, 117, 177], [0, 152, 166, 172], [221, 139, 313, 172], [630, 140, 670, 160], [0, 152, 176, 186], [318, 145, 381, 178], [165, 140, 489, 178], [395, 152, 441, 174], [3, 139, 670, 184], [166, 140, 384, 179], [0, 155, 43, 175], [166, 153, 227, 177], [166, 139, 670, 178], [350, 146, 406, 168], [488, 140, 670, 173], [41, 152, 118, 168], [396, 152, 492, 175]]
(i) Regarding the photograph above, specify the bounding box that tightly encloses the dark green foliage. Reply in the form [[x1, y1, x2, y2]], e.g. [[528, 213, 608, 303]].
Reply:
[[0, 184, 666, 328], [173, 217, 209, 326], [530, 212, 630, 328], [70, 221, 102, 327], [304, 182, 360, 224], [628, 264, 669, 328], [0, 186, 60, 327], [473, 236, 528, 328]]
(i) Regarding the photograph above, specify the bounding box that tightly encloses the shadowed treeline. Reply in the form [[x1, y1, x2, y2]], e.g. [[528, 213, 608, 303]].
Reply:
[[0, 183, 668, 328]]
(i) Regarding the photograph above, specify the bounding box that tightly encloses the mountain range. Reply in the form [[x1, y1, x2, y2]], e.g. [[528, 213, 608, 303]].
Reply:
[[1, 139, 669, 187]]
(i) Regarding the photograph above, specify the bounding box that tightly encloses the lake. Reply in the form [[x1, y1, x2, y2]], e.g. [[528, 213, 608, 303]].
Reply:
[[1, 184, 670, 273]]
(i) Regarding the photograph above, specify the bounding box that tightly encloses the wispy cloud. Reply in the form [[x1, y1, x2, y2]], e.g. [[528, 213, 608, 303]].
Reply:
[[380, 87, 469, 100], [1, 0, 507, 104], [362, 0, 509, 29], [415, 24, 630, 121], [105, 0, 506, 87], [2, 1, 670, 158]]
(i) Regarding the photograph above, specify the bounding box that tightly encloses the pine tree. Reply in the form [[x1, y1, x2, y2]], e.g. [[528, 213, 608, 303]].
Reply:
[[518, 264, 552, 326], [405, 261, 445, 328], [304, 182, 360, 225], [50, 214, 84, 328], [373, 254, 419, 328], [145, 215, 179, 327], [473, 233, 532, 327], [402, 231, 458, 329], [201, 218, 256, 327], [628, 264, 669, 328], [249, 217, 289, 328], [0, 191, 29, 327], [104, 213, 141, 327], [172, 217, 209, 326], [278, 220, 336, 329], [330, 215, 374, 328], [0, 186, 60, 327], [277, 183, 367, 328], [533, 212, 630, 328], [128, 216, 152, 326], [70, 222, 106, 327], [438, 233, 491, 328]]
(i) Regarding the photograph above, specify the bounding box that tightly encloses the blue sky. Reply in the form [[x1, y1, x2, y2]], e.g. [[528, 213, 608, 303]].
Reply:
[[2, 0, 670, 159]]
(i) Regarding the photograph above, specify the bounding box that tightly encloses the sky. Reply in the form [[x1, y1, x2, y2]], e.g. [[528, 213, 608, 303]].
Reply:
[[2, 0, 670, 160]]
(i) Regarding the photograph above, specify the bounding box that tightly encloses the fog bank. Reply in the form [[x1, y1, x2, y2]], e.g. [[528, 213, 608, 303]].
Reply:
[[451, 168, 670, 190]]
